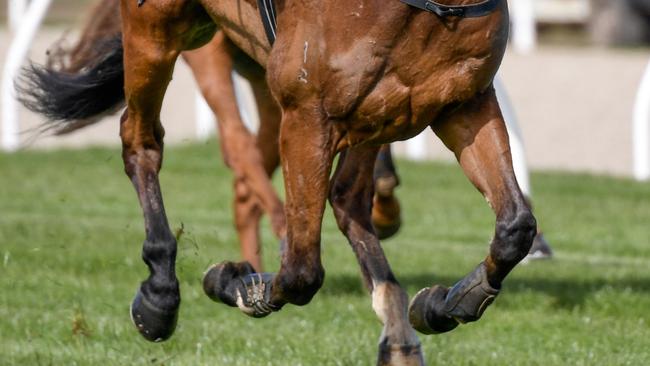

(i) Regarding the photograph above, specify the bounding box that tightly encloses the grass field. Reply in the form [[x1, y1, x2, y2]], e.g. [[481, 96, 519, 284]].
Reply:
[[0, 142, 649, 365]]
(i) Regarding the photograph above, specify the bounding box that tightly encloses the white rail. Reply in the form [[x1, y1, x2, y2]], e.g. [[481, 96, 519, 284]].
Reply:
[[633, 59, 650, 181], [510, 0, 537, 54], [2, 0, 53, 152]]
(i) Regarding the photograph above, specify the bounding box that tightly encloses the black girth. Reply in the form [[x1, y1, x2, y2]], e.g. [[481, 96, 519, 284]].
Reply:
[[399, 0, 501, 18], [257, 0, 502, 45]]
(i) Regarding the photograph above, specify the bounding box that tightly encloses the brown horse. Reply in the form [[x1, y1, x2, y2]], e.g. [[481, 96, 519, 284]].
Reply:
[[19, 0, 535, 364], [43, 0, 402, 272]]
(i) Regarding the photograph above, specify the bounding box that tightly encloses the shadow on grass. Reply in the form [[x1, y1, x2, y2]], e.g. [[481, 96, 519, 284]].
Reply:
[[321, 273, 650, 309]]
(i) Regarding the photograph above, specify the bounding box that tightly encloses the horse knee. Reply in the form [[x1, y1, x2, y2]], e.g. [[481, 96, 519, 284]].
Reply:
[[492, 209, 537, 264], [277, 263, 325, 305]]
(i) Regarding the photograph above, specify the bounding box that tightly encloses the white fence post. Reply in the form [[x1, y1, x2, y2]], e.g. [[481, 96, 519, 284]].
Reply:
[[8, 0, 29, 32], [2, 0, 53, 152], [633, 59, 650, 181], [511, 0, 537, 54]]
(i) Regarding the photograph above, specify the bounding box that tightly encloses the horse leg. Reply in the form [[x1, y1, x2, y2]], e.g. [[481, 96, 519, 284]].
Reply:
[[120, 4, 186, 342], [203, 104, 335, 316], [409, 88, 537, 334], [183, 32, 285, 271], [372, 144, 402, 240], [330, 146, 423, 366]]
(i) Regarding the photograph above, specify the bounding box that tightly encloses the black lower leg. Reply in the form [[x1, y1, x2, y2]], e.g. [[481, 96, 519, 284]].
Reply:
[[331, 147, 423, 366], [122, 113, 180, 342]]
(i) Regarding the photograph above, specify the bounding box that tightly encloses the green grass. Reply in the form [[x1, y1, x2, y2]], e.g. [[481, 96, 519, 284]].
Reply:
[[0, 142, 649, 365]]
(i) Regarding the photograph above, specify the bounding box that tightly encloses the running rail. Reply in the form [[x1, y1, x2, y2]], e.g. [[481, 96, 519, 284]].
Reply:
[[510, 0, 537, 54], [633, 59, 650, 181], [2, 0, 52, 152]]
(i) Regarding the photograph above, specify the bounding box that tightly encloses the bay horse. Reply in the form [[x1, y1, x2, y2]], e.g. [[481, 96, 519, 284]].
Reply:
[[41, 0, 403, 272], [18, 0, 536, 364]]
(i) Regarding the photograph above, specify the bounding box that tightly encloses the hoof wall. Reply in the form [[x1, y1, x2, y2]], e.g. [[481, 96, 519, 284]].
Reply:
[[408, 286, 458, 335], [130, 290, 178, 342], [203, 261, 255, 305]]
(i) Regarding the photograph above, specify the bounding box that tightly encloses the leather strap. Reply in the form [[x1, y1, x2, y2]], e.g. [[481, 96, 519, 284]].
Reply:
[[257, 0, 278, 45], [399, 0, 501, 18], [257, 0, 501, 47]]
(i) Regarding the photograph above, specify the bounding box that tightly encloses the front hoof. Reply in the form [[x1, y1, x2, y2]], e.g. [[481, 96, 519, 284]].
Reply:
[[408, 286, 458, 335], [203, 261, 256, 306], [130, 290, 178, 342], [203, 261, 279, 318]]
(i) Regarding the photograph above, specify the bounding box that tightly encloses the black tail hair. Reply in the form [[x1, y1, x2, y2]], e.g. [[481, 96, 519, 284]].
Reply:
[[16, 35, 125, 133]]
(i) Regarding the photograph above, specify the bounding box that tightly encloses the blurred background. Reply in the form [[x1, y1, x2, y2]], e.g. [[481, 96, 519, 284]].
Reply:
[[0, 0, 649, 180]]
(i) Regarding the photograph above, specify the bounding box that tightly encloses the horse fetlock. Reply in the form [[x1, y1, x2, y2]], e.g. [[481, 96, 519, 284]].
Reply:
[[276, 267, 324, 306], [494, 210, 537, 264], [443, 262, 500, 323]]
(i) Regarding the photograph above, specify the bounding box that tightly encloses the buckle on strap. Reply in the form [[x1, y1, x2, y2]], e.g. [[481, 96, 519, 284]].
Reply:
[[425, 2, 465, 17]]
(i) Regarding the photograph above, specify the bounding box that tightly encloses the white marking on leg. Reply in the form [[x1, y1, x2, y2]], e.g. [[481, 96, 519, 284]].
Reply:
[[371, 282, 389, 324]]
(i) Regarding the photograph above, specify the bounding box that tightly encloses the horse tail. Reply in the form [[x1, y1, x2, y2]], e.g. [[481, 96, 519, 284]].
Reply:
[[16, 0, 124, 134]]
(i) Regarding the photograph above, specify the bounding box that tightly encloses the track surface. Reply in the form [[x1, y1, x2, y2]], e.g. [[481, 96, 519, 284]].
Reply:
[[1, 143, 649, 365]]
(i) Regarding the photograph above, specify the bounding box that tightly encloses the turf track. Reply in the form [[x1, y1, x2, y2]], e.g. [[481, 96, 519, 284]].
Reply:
[[1, 142, 649, 365]]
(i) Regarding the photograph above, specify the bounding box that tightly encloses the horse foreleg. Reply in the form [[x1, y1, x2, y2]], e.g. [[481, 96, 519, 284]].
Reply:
[[409, 87, 536, 334], [372, 144, 402, 240], [330, 146, 424, 366], [203, 105, 335, 317], [120, 3, 184, 342]]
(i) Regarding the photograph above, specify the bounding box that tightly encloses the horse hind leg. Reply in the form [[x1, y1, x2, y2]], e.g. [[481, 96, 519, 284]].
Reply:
[[409, 87, 536, 334], [330, 147, 423, 365]]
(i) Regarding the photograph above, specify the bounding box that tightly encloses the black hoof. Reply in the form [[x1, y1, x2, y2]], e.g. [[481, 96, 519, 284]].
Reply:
[[408, 286, 459, 335], [130, 289, 178, 342], [203, 261, 255, 305], [203, 261, 279, 318]]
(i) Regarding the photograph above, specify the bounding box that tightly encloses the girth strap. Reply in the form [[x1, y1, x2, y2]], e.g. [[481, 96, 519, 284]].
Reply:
[[257, 0, 278, 45], [399, 0, 501, 18], [257, 0, 502, 46]]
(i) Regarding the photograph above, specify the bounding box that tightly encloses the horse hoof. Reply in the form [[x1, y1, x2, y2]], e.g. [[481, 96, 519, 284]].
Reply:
[[203, 261, 256, 305], [203, 261, 279, 318], [408, 286, 458, 335], [373, 220, 402, 240], [378, 342, 425, 366], [372, 188, 401, 240], [130, 289, 178, 342]]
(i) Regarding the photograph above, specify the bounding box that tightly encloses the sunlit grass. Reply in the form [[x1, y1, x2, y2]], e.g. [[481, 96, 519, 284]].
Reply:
[[1, 142, 649, 365]]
